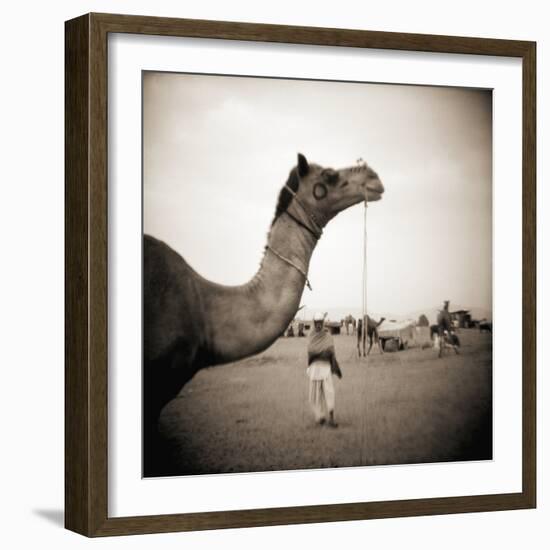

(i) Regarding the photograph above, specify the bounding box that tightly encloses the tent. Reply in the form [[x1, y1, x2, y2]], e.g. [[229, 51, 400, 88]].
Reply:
[[378, 319, 416, 350]]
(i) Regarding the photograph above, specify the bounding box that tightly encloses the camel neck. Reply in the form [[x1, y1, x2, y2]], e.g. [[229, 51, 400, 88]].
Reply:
[[264, 207, 319, 284], [204, 208, 318, 364]]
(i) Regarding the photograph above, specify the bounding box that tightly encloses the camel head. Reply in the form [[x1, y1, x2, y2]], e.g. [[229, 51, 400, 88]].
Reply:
[[274, 154, 384, 229]]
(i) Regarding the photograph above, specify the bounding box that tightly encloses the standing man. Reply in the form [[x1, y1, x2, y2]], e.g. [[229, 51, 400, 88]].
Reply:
[[306, 312, 342, 427], [437, 300, 459, 357]]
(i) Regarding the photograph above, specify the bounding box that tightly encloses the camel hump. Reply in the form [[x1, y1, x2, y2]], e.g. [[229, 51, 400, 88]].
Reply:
[[144, 233, 180, 262], [144, 234, 214, 283], [144, 234, 199, 283], [143, 234, 205, 362]]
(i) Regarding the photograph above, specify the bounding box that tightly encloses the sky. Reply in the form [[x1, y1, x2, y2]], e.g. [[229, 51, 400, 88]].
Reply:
[[143, 72, 492, 319]]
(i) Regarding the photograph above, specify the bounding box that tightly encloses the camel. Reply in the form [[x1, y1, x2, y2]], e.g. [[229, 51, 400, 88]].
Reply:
[[479, 320, 492, 333], [357, 316, 386, 356], [143, 153, 384, 475]]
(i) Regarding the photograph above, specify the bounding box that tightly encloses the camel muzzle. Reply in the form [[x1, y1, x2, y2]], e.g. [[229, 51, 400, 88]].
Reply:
[[365, 178, 384, 200]]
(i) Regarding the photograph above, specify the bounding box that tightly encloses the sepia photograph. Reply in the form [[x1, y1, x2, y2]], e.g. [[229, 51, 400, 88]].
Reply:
[[142, 71, 493, 478]]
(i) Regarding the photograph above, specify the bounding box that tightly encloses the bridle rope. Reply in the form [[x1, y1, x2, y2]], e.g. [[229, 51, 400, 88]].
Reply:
[[265, 245, 313, 291], [265, 180, 323, 291], [284, 210, 320, 240], [358, 157, 369, 362], [283, 184, 323, 239], [357, 157, 369, 466], [362, 196, 368, 349]]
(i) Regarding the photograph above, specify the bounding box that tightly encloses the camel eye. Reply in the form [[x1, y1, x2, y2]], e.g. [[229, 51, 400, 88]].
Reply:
[[323, 170, 339, 186]]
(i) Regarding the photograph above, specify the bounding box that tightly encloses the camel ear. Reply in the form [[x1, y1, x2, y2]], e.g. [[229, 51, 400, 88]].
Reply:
[[297, 153, 309, 178]]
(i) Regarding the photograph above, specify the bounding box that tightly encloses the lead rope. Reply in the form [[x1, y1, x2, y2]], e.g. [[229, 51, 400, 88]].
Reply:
[[362, 198, 368, 351], [359, 159, 369, 466], [359, 156, 368, 361], [361, 195, 371, 465]]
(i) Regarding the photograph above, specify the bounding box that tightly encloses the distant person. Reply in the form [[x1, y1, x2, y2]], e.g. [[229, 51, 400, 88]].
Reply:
[[306, 312, 342, 427], [438, 300, 452, 334], [437, 300, 459, 356]]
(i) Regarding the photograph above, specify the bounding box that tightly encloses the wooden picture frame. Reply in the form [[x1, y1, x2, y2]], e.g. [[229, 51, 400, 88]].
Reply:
[[65, 12, 536, 537]]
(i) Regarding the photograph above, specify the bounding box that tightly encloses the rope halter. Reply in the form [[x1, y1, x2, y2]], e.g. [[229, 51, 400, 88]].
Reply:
[[265, 183, 323, 291], [283, 185, 323, 240]]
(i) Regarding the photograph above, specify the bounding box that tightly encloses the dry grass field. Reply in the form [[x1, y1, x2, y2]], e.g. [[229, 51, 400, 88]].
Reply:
[[159, 329, 492, 476]]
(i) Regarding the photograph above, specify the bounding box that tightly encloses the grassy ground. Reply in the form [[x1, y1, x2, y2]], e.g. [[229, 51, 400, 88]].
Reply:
[[159, 329, 492, 475]]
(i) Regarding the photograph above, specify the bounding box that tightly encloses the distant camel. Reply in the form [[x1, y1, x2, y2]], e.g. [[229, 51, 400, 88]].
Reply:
[[479, 320, 492, 333], [143, 153, 384, 475], [357, 316, 386, 356]]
